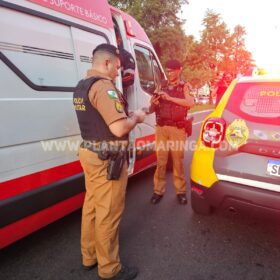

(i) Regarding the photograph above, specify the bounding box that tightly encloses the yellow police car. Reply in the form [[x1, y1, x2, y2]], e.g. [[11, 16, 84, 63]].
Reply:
[[190, 73, 280, 215]]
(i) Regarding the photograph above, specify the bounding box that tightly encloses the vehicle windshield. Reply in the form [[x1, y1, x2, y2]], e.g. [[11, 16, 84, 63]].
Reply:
[[226, 82, 280, 125]]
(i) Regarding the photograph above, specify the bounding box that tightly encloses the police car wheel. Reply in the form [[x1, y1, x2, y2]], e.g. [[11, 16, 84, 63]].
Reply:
[[191, 192, 213, 215]]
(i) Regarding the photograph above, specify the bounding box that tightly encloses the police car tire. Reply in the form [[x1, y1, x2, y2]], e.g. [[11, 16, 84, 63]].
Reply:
[[191, 192, 213, 215]]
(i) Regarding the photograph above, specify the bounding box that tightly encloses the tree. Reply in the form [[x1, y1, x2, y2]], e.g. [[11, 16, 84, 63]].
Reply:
[[225, 25, 254, 75], [109, 0, 187, 30], [108, 0, 189, 64], [200, 10, 229, 73], [109, 2, 254, 89], [183, 10, 254, 89], [182, 36, 213, 88]]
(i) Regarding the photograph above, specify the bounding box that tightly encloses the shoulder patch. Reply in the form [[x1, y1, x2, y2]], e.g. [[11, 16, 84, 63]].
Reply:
[[115, 100, 124, 113], [107, 90, 118, 99]]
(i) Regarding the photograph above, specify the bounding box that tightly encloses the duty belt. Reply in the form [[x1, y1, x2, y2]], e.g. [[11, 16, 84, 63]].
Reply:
[[157, 120, 185, 128], [81, 141, 127, 180], [81, 140, 128, 153], [80, 140, 101, 153]]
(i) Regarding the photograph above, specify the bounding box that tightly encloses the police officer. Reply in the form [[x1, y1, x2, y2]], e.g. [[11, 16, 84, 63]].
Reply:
[[73, 43, 145, 280], [149, 59, 195, 205]]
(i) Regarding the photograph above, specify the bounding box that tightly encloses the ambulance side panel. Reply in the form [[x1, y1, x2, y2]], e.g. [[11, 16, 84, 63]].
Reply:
[[0, 1, 113, 248], [0, 0, 161, 248]]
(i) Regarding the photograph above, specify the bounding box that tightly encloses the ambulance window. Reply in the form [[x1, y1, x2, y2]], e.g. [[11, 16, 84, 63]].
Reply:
[[134, 46, 156, 94], [0, 9, 107, 89], [71, 27, 107, 79], [1, 11, 78, 88]]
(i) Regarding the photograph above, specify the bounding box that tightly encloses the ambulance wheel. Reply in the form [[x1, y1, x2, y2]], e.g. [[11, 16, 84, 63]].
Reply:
[[191, 191, 213, 215]]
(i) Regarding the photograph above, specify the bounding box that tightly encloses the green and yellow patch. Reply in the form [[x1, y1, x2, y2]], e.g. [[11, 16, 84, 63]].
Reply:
[[115, 100, 124, 113], [107, 90, 118, 99]]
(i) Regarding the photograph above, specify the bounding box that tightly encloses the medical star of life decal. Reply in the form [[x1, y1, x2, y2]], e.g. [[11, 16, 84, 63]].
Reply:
[[226, 119, 249, 148]]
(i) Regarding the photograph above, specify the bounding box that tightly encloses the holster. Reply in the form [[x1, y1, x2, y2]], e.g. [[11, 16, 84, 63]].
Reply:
[[107, 148, 126, 180], [81, 141, 127, 180]]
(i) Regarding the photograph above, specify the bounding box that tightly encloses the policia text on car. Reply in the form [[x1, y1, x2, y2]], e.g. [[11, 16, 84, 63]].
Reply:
[[148, 59, 195, 205], [73, 44, 145, 280]]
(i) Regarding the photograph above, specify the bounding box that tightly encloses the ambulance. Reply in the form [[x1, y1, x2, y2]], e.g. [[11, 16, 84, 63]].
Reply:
[[0, 0, 165, 248]]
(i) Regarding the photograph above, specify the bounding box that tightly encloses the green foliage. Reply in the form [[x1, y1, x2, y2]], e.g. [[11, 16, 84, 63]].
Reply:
[[109, 0, 189, 64], [108, 1, 254, 89], [183, 10, 254, 88], [149, 26, 188, 66], [226, 25, 254, 75], [109, 0, 187, 29]]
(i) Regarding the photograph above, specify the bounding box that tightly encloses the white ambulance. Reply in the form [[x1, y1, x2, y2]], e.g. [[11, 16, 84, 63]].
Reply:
[[0, 0, 165, 248]]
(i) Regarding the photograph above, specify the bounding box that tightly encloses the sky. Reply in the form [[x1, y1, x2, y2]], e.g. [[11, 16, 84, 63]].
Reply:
[[180, 0, 280, 70]]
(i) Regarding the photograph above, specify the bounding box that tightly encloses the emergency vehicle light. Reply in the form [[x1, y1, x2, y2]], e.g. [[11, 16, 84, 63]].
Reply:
[[254, 67, 280, 76], [191, 185, 203, 195], [124, 20, 135, 37]]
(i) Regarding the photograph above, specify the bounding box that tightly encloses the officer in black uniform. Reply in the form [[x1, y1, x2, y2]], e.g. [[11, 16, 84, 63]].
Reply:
[[149, 59, 195, 204]]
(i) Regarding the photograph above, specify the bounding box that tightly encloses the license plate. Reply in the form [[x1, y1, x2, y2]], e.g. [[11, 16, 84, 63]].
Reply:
[[267, 160, 280, 177]]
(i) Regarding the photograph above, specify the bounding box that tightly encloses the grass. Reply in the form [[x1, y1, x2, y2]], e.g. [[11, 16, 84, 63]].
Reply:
[[189, 104, 215, 113]]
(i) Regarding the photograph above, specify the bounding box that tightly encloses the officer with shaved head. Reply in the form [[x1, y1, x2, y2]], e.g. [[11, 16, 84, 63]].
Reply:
[[73, 44, 145, 280]]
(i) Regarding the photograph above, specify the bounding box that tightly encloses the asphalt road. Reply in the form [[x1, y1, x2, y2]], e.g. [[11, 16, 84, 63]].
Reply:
[[1, 110, 280, 280]]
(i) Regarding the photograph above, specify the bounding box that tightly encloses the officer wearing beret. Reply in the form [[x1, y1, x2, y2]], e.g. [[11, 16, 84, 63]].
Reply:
[[149, 59, 195, 205], [73, 43, 145, 280]]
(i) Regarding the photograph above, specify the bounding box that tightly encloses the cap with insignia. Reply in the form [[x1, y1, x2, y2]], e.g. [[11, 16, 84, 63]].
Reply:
[[165, 59, 182, 70], [92, 43, 120, 58]]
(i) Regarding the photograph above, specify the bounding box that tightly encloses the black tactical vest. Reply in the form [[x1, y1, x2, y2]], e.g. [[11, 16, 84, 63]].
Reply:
[[155, 81, 188, 125], [73, 76, 128, 141]]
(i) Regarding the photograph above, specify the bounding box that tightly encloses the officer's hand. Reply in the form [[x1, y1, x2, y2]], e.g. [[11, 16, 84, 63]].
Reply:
[[150, 94, 161, 105], [133, 109, 146, 123], [159, 91, 171, 101]]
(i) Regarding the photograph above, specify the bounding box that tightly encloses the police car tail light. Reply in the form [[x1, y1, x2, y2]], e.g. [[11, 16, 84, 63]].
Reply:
[[201, 118, 226, 148], [191, 185, 203, 195]]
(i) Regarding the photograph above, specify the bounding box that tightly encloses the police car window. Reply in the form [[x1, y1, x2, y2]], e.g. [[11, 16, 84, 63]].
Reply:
[[134, 46, 156, 94], [226, 82, 280, 125]]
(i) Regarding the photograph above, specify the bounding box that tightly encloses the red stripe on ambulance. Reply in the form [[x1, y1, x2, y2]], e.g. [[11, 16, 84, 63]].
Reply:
[[0, 161, 83, 200]]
